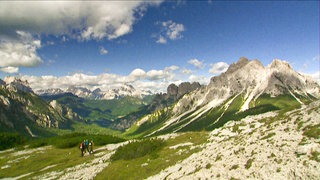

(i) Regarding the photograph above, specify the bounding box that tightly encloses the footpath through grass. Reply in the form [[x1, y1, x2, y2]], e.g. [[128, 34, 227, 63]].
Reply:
[[0, 133, 125, 179]]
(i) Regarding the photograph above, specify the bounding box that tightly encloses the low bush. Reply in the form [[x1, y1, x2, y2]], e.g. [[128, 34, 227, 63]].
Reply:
[[303, 124, 320, 139], [111, 138, 165, 161], [0, 132, 27, 150], [29, 133, 125, 149]]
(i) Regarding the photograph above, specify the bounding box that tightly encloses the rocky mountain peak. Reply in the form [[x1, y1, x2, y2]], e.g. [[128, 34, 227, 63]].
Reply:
[[269, 59, 292, 70], [177, 57, 320, 115], [225, 57, 250, 74], [167, 84, 178, 97], [166, 82, 201, 101], [4, 76, 33, 93]]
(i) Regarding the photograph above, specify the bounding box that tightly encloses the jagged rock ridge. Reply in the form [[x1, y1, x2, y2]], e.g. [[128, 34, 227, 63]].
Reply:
[[132, 57, 320, 136]]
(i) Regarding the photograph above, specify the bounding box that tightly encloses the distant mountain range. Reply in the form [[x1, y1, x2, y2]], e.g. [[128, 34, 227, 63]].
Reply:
[[1, 57, 319, 138], [36, 83, 153, 100]]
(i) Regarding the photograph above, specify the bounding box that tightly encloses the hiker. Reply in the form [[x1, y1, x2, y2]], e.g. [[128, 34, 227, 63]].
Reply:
[[85, 139, 90, 154], [89, 139, 94, 154], [80, 141, 85, 157]]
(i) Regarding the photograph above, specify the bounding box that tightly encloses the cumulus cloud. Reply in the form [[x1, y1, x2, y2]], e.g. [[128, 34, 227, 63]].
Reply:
[[21, 65, 182, 93], [0, 1, 163, 73], [0, 1, 163, 41], [188, 59, 204, 69], [129, 68, 146, 79], [189, 74, 210, 85], [155, 20, 185, 44], [0, 67, 19, 74], [181, 68, 193, 75], [99, 46, 108, 55], [163, 20, 185, 40], [209, 62, 229, 74], [0, 31, 42, 73]]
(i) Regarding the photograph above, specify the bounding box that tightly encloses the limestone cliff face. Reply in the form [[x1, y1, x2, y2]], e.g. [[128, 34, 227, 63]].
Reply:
[[0, 78, 74, 136], [167, 82, 201, 101], [172, 57, 320, 115]]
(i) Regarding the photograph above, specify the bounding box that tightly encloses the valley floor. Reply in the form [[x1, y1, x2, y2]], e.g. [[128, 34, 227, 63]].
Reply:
[[0, 101, 319, 179]]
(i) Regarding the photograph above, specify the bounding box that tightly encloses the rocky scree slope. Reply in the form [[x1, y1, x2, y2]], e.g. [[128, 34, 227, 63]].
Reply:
[[148, 100, 320, 179], [4, 100, 319, 180]]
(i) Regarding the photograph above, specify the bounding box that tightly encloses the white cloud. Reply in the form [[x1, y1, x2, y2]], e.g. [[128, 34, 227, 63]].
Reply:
[[188, 75, 210, 85], [21, 65, 183, 93], [0, 1, 163, 72], [156, 35, 167, 44], [0, 66, 19, 74], [0, 1, 163, 41], [181, 68, 193, 75], [129, 68, 146, 79], [0, 31, 42, 73], [163, 20, 185, 40], [209, 62, 229, 74], [188, 59, 204, 69], [165, 65, 179, 71], [99, 46, 108, 55], [155, 20, 185, 44]]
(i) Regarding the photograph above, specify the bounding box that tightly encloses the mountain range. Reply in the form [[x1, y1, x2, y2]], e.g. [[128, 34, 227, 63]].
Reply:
[[1, 57, 319, 138], [36, 83, 153, 100], [126, 57, 320, 137], [1, 57, 320, 179]]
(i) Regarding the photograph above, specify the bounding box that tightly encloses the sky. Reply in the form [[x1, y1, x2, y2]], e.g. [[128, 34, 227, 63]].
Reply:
[[0, 1, 319, 93]]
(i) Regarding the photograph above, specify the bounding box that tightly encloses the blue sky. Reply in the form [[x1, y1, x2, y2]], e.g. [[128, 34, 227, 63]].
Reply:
[[0, 1, 319, 92]]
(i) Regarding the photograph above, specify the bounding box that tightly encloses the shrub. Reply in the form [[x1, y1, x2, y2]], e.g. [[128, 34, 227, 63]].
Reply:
[[303, 124, 320, 139], [0, 132, 27, 150], [245, 158, 254, 169], [310, 150, 320, 162], [261, 132, 276, 140], [205, 163, 212, 169], [230, 164, 239, 170], [28, 132, 125, 149], [111, 138, 165, 161]]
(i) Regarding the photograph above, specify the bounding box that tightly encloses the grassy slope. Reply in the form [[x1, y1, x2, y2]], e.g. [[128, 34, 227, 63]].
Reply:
[[44, 94, 152, 123], [1, 100, 318, 179], [126, 93, 307, 138], [0, 132, 207, 179], [0, 133, 125, 178]]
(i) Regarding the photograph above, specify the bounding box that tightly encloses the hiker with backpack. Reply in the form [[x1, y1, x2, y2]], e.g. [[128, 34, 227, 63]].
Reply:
[[85, 139, 89, 154], [79, 139, 94, 156], [80, 140, 86, 157], [89, 139, 94, 154]]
